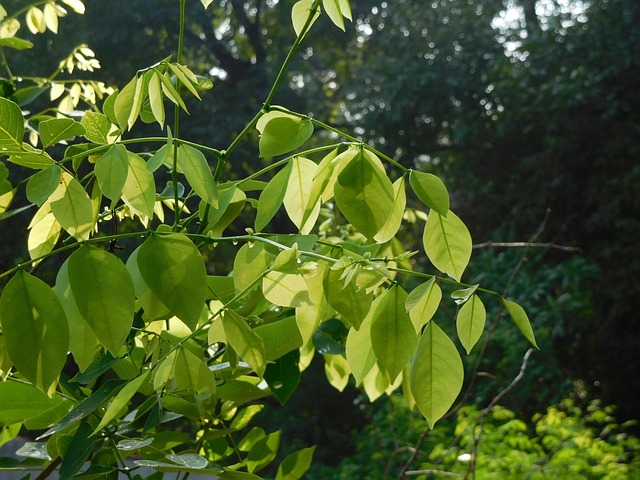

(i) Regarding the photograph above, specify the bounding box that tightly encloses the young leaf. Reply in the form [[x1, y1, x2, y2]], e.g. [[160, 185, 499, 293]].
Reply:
[[334, 150, 395, 240], [255, 161, 293, 231], [222, 311, 266, 377], [291, 0, 320, 38], [374, 176, 407, 243], [405, 277, 442, 333], [68, 245, 135, 356], [38, 118, 86, 148], [456, 294, 486, 354], [502, 298, 538, 349], [323, 354, 350, 392], [410, 321, 464, 428], [370, 285, 419, 382], [137, 233, 207, 331], [178, 144, 219, 207], [148, 70, 165, 127], [0, 270, 69, 395], [275, 446, 315, 480], [26, 164, 62, 206], [113, 76, 137, 131], [283, 156, 320, 234], [95, 144, 129, 201], [322, 0, 352, 31], [122, 151, 156, 219], [258, 111, 313, 158], [168, 63, 201, 100], [49, 171, 94, 241], [0, 97, 25, 153], [409, 170, 450, 216], [423, 210, 472, 282]]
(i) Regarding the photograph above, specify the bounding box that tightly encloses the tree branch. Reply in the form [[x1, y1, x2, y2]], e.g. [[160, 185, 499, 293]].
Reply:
[[473, 241, 581, 252]]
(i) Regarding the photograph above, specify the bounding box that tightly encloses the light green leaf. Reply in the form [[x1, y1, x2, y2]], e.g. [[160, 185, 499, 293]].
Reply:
[[323, 262, 372, 329], [233, 242, 273, 293], [255, 316, 303, 361], [113, 76, 136, 131], [7, 151, 55, 169], [334, 150, 395, 240], [95, 144, 129, 201], [456, 294, 486, 354], [81, 111, 115, 144], [28, 204, 61, 261], [258, 112, 313, 158], [178, 144, 218, 207], [49, 171, 94, 241], [423, 210, 472, 282], [409, 170, 450, 216], [374, 176, 407, 243], [200, 0, 214, 8], [323, 354, 350, 392], [26, 164, 62, 206], [126, 246, 170, 322], [322, 0, 352, 31], [370, 285, 419, 382], [410, 321, 464, 428], [54, 260, 100, 372], [451, 284, 479, 305], [246, 430, 280, 473], [283, 156, 320, 234], [222, 311, 266, 377], [159, 70, 188, 112], [94, 372, 149, 434], [39, 118, 86, 148], [405, 277, 442, 333], [255, 161, 292, 231], [292, 0, 320, 38], [0, 270, 69, 395], [0, 377, 66, 425], [137, 233, 207, 331], [148, 71, 165, 127], [203, 186, 246, 236], [276, 445, 315, 480], [263, 271, 313, 308], [122, 151, 156, 219], [68, 245, 135, 356], [502, 298, 538, 349], [0, 37, 34, 50], [345, 308, 376, 386], [175, 348, 217, 396], [168, 63, 201, 100], [0, 97, 24, 153]]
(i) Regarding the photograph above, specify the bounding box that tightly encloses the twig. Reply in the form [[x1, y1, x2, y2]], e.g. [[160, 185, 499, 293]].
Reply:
[[405, 469, 463, 477], [473, 241, 580, 252]]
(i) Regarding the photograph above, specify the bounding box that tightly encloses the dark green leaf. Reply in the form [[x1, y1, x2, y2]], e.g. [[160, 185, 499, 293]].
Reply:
[[26, 164, 62, 206], [264, 350, 300, 405], [59, 422, 96, 480]]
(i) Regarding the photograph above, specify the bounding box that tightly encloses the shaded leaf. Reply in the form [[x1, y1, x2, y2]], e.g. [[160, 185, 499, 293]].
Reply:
[[409, 170, 450, 216], [222, 311, 266, 377], [456, 294, 486, 354], [178, 144, 218, 207], [255, 161, 292, 231], [95, 144, 129, 201], [49, 172, 94, 241]]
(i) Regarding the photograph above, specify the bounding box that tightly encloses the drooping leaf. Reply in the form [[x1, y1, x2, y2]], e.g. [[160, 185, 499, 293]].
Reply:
[[409, 170, 450, 216], [370, 285, 419, 382], [255, 161, 292, 231], [502, 298, 538, 349], [323, 262, 372, 329], [94, 372, 149, 434], [451, 284, 479, 305], [323, 353, 350, 392], [26, 164, 62, 206], [423, 210, 472, 282], [137, 233, 207, 330], [283, 156, 320, 234], [291, 0, 320, 38], [27, 204, 61, 261], [122, 150, 156, 220], [147, 70, 165, 127], [258, 111, 313, 158], [405, 278, 442, 333], [222, 311, 266, 377], [410, 321, 464, 428], [456, 294, 486, 354], [49, 171, 94, 241], [178, 144, 218, 207], [95, 144, 129, 201], [67, 245, 135, 356], [38, 118, 86, 148], [322, 0, 352, 31], [0, 97, 24, 154], [113, 76, 137, 131], [334, 150, 395, 240], [374, 176, 407, 243], [275, 445, 315, 480], [345, 309, 376, 386], [0, 270, 69, 395]]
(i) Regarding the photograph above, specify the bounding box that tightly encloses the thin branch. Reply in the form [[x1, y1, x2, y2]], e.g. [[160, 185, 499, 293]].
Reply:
[[473, 241, 580, 252], [404, 470, 463, 478]]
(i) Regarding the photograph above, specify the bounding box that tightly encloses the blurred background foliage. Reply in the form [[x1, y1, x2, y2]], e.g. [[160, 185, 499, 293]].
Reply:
[[2, 0, 639, 476]]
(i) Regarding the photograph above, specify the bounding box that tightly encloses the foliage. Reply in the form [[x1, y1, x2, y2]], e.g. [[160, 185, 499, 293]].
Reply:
[[0, 1, 537, 479], [310, 395, 640, 479]]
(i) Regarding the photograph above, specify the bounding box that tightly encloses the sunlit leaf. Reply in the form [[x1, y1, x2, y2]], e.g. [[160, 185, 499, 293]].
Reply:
[[405, 278, 442, 332], [374, 176, 407, 243], [148, 70, 165, 127], [323, 262, 372, 329], [175, 348, 217, 396], [49, 172, 94, 241], [456, 294, 486, 354], [233, 242, 273, 293], [122, 151, 156, 219], [291, 0, 320, 38], [283, 156, 320, 234], [222, 311, 266, 377], [28, 205, 61, 261], [263, 271, 312, 308], [423, 210, 472, 282], [276, 445, 315, 480], [0, 97, 24, 154], [345, 308, 376, 386], [409, 170, 450, 216], [81, 111, 116, 144], [94, 372, 149, 434], [95, 144, 129, 201], [178, 144, 218, 207], [255, 161, 292, 231], [323, 353, 350, 392], [322, 0, 352, 31], [39, 118, 85, 148], [0, 378, 66, 425], [503, 298, 538, 349], [258, 111, 313, 158]]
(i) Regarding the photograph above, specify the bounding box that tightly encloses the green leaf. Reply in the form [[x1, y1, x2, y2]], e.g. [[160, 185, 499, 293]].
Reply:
[[94, 372, 149, 434], [264, 349, 300, 404], [126, 246, 170, 322], [0, 270, 69, 395], [49, 171, 94, 241], [137, 233, 207, 330], [159, 70, 188, 112], [323, 262, 372, 329], [7, 151, 55, 169], [122, 150, 156, 219], [28, 205, 61, 261], [323, 353, 350, 392], [39, 118, 86, 149], [276, 446, 316, 480], [322, 0, 352, 31], [0, 37, 34, 50], [178, 144, 218, 207], [370, 285, 419, 382], [0, 97, 24, 154], [59, 422, 96, 480], [502, 298, 538, 349], [148, 70, 165, 127], [423, 210, 472, 282], [202, 186, 246, 236], [255, 161, 292, 231], [233, 242, 273, 293], [246, 430, 280, 473], [409, 170, 450, 216], [26, 164, 62, 206], [95, 144, 129, 201], [68, 245, 135, 356], [451, 284, 479, 305], [263, 271, 313, 308], [258, 111, 313, 158], [166, 453, 208, 469], [10, 86, 48, 107], [284, 156, 320, 234], [168, 63, 201, 100], [410, 321, 464, 428], [175, 348, 217, 396], [222, 311, 266, 377], [456, 294, 486, 354], [406, 278, 442, 333], [345, 310, 376, 385], [81, 111, 115, 144], [254, 316, 303, 361], [291, 0, 320, 38], [334, 150, 395, 240], [113, 76, 137, 131], [374, 176, 407, 243], [0, 382, 65, 426]]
